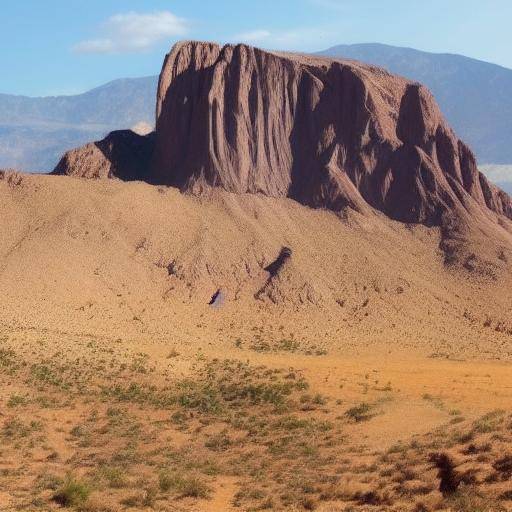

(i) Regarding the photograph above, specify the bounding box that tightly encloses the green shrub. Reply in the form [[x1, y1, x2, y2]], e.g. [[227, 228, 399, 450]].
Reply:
[[158, 471, 210, 498], [99, 466, 127, 488], [345, 402, 375, 422], [52, 475, 90, 507]]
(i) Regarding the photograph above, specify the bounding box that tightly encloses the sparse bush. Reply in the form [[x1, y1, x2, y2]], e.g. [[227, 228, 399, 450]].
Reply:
[[35, 472, 62, 491], [178, 475, 210, 498], [205, 431, 232, 451], [121, 486, 157, 507], [0, 348, 20, 374], [7, 394, 27, 407], [53, 475, 90, 507], [345, 402, 374, 422], [473, 410, 505, 434], [493, 454, 512, 476], [354, 489, 392, 506], [276, 338, 299, 352], [445, 489, 506, 512], [158, 471, 210, 498], [99, 466, 127, 488], [2, 417, 41, 439], [158, 471, 176, 492]]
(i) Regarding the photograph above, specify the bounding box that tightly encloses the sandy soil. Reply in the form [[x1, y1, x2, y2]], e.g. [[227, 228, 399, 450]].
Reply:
[[0, 173, 511, 511]]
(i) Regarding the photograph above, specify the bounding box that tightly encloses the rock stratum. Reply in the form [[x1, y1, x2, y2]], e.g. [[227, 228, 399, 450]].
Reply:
[[54, 41, 511, 230]]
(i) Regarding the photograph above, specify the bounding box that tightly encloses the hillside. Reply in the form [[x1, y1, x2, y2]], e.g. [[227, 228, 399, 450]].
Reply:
[[12, 40, 512, 335], [1, 171, 511, 354]]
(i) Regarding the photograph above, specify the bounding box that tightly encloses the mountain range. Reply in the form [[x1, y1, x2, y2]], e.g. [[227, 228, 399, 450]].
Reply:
[[0, 76, 156, 171]]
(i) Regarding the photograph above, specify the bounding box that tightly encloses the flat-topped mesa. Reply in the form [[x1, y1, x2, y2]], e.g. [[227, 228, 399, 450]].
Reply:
[[54, 41, 512, 227], [151, 41, 512, 225]]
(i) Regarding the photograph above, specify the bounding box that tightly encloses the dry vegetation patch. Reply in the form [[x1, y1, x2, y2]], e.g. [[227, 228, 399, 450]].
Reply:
[[1, 333, 512, 511]]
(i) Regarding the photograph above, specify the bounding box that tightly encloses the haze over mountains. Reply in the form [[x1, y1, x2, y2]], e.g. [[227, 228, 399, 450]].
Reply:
[[0, 76, 156, 171]]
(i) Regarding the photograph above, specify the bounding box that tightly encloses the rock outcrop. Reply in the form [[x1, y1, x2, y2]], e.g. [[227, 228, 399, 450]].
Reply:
[[153, 41, 512, 225], [52, 130, 154, 181], [54, 41, 512, 228]]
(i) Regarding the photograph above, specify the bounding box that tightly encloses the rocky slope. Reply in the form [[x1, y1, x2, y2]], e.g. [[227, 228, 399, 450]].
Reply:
[[2, 41, 512, 344], [53, 130, 154, 181], [1, 171, 511, 350]]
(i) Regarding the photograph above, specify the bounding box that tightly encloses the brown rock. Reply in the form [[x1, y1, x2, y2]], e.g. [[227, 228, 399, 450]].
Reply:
[[0, 169, 24, 186], [53, 41, 512, 230], [152, 41, 512, 226], [52, 129, 154, 181]]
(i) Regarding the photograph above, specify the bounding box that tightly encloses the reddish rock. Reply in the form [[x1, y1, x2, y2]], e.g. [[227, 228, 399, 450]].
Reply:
[[53, 41, 512, 228], [152, 41, 512, 225], [52, 130, 154, 181]]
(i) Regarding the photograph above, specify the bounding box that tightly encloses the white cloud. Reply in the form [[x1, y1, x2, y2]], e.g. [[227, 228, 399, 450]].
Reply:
[[73, 11, 189, 54], [74, 39, 115, 54], [480, 164, 512, 183]]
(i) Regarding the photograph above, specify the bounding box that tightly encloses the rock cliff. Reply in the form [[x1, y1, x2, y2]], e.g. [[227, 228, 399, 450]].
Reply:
[[152, 41, 512, 225], [55, 41, 512, 227]]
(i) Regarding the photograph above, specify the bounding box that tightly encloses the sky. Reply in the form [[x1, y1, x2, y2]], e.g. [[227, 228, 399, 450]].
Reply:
[[2, 0, 512, 96]]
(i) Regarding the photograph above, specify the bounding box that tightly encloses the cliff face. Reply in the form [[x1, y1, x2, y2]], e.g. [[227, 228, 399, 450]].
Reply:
[[55, 41, 512, 227], [152, 42, 512, 225]]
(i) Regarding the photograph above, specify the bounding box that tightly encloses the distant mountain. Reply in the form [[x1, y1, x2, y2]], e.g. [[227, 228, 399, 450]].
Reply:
[[0, 76, 157, 171], [319, 43, 512, 168]]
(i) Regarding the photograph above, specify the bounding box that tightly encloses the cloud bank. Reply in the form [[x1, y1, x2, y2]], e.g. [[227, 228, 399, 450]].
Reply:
[[73, 11, 188, 54]]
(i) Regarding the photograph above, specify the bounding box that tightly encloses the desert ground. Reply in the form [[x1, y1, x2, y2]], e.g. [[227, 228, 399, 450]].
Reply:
[[0, 172, 511, 511]]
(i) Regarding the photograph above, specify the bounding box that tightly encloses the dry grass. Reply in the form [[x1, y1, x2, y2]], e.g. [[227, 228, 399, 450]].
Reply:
[[1, 332, 512, 511]]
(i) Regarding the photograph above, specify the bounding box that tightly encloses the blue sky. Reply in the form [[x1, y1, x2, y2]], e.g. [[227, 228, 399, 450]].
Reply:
[[2, 0, 512, 96]]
